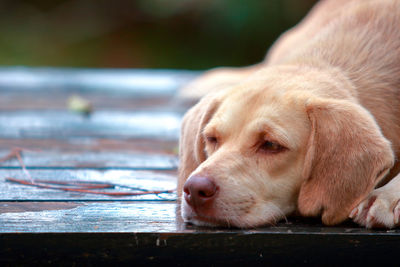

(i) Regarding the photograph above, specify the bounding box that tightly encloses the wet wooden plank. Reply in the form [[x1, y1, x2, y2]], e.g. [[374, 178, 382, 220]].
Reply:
[[0, 202, 177, 233], [0, 67, 198, 96], [2, 200, 400, 234], [0, 169, 176, 201], [0, 110, 182, 139], [2, 199, 400, 265], [0, 92, 189, 111], [0, 150, 178, 170], [0, 138, 178, 154], [0, 202, 82, 214]]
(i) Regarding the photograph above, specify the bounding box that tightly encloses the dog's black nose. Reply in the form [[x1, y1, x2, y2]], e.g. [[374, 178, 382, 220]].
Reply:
[[183, 176, 218, 208]]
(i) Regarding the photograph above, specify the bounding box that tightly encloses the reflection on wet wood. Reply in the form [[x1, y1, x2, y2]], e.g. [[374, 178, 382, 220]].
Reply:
[[0, 67, 199, 95], [0, 111, 182, 139], [0, 202, 82, 214], [0, 150, 178, 169], [2, 201, 400, 234], [0, 169, 176, 201], [1, 201, 400, 265], [0, 202, 177, 233], [0, 93, 189, 111], [0, 138, 178, 154]]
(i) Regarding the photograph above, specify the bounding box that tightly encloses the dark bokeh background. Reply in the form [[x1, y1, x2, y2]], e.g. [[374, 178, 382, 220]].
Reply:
[[0, 0, 317, 69]]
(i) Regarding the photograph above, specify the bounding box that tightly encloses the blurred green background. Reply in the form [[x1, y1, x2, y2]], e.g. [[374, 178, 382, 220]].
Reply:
[[0, 0, 317, 69]]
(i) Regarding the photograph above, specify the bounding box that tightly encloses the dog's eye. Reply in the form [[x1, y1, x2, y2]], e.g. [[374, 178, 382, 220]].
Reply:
[[206, 136, 218, 144], [259, 141, 285, 153]]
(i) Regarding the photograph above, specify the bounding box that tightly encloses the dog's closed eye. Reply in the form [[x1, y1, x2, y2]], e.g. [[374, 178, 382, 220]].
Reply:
[[204, 135, 219, 155], [258, 140, 286, 154], [206, 136, 218, 144]]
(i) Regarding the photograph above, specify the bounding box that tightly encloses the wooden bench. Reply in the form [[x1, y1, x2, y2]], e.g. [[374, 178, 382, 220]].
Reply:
[[1, 67, 399, 265]]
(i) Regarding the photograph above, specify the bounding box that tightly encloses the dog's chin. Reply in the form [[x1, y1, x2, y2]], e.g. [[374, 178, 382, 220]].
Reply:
[[181, 199, 285, 229], [181, 201, 223, 227], [184, 215, 223, 228]]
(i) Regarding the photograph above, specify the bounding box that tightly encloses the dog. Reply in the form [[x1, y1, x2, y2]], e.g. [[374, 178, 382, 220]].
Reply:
[[178, 0, 400, 228]]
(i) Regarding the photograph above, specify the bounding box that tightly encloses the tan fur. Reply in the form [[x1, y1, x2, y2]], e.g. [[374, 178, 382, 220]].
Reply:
[[178, 0, 400, 228]]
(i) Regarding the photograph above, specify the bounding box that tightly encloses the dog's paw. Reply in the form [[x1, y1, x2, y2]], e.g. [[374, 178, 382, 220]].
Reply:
[[349, 187, 400, 228]]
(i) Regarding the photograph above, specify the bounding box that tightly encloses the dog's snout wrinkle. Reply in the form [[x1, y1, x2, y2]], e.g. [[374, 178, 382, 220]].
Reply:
[[184, 176, 218, 209]]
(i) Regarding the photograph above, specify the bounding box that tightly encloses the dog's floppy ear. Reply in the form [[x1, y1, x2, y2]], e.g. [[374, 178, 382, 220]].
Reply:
[[177, 93, 220, 197], [298, 98, 394, 225]]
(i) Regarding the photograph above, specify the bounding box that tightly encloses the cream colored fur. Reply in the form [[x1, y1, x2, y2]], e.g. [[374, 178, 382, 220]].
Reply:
[[178, 0, 400, 228]]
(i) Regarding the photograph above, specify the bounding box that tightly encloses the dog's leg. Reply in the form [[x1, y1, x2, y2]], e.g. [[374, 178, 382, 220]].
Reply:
[[350, 172, 400, 228], [178, 64, 264, 102]]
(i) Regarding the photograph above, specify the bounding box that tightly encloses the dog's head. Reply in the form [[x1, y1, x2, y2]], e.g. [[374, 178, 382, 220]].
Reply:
[[178, 67, 394, 228]]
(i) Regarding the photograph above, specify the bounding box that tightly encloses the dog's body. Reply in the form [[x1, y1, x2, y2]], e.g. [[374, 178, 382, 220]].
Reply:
[[178, 0, 400, 228]]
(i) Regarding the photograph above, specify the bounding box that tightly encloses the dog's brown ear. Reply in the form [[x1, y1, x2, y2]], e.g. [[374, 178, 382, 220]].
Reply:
[[177, 94, 220, 197], [298, 98, 394, 225]]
